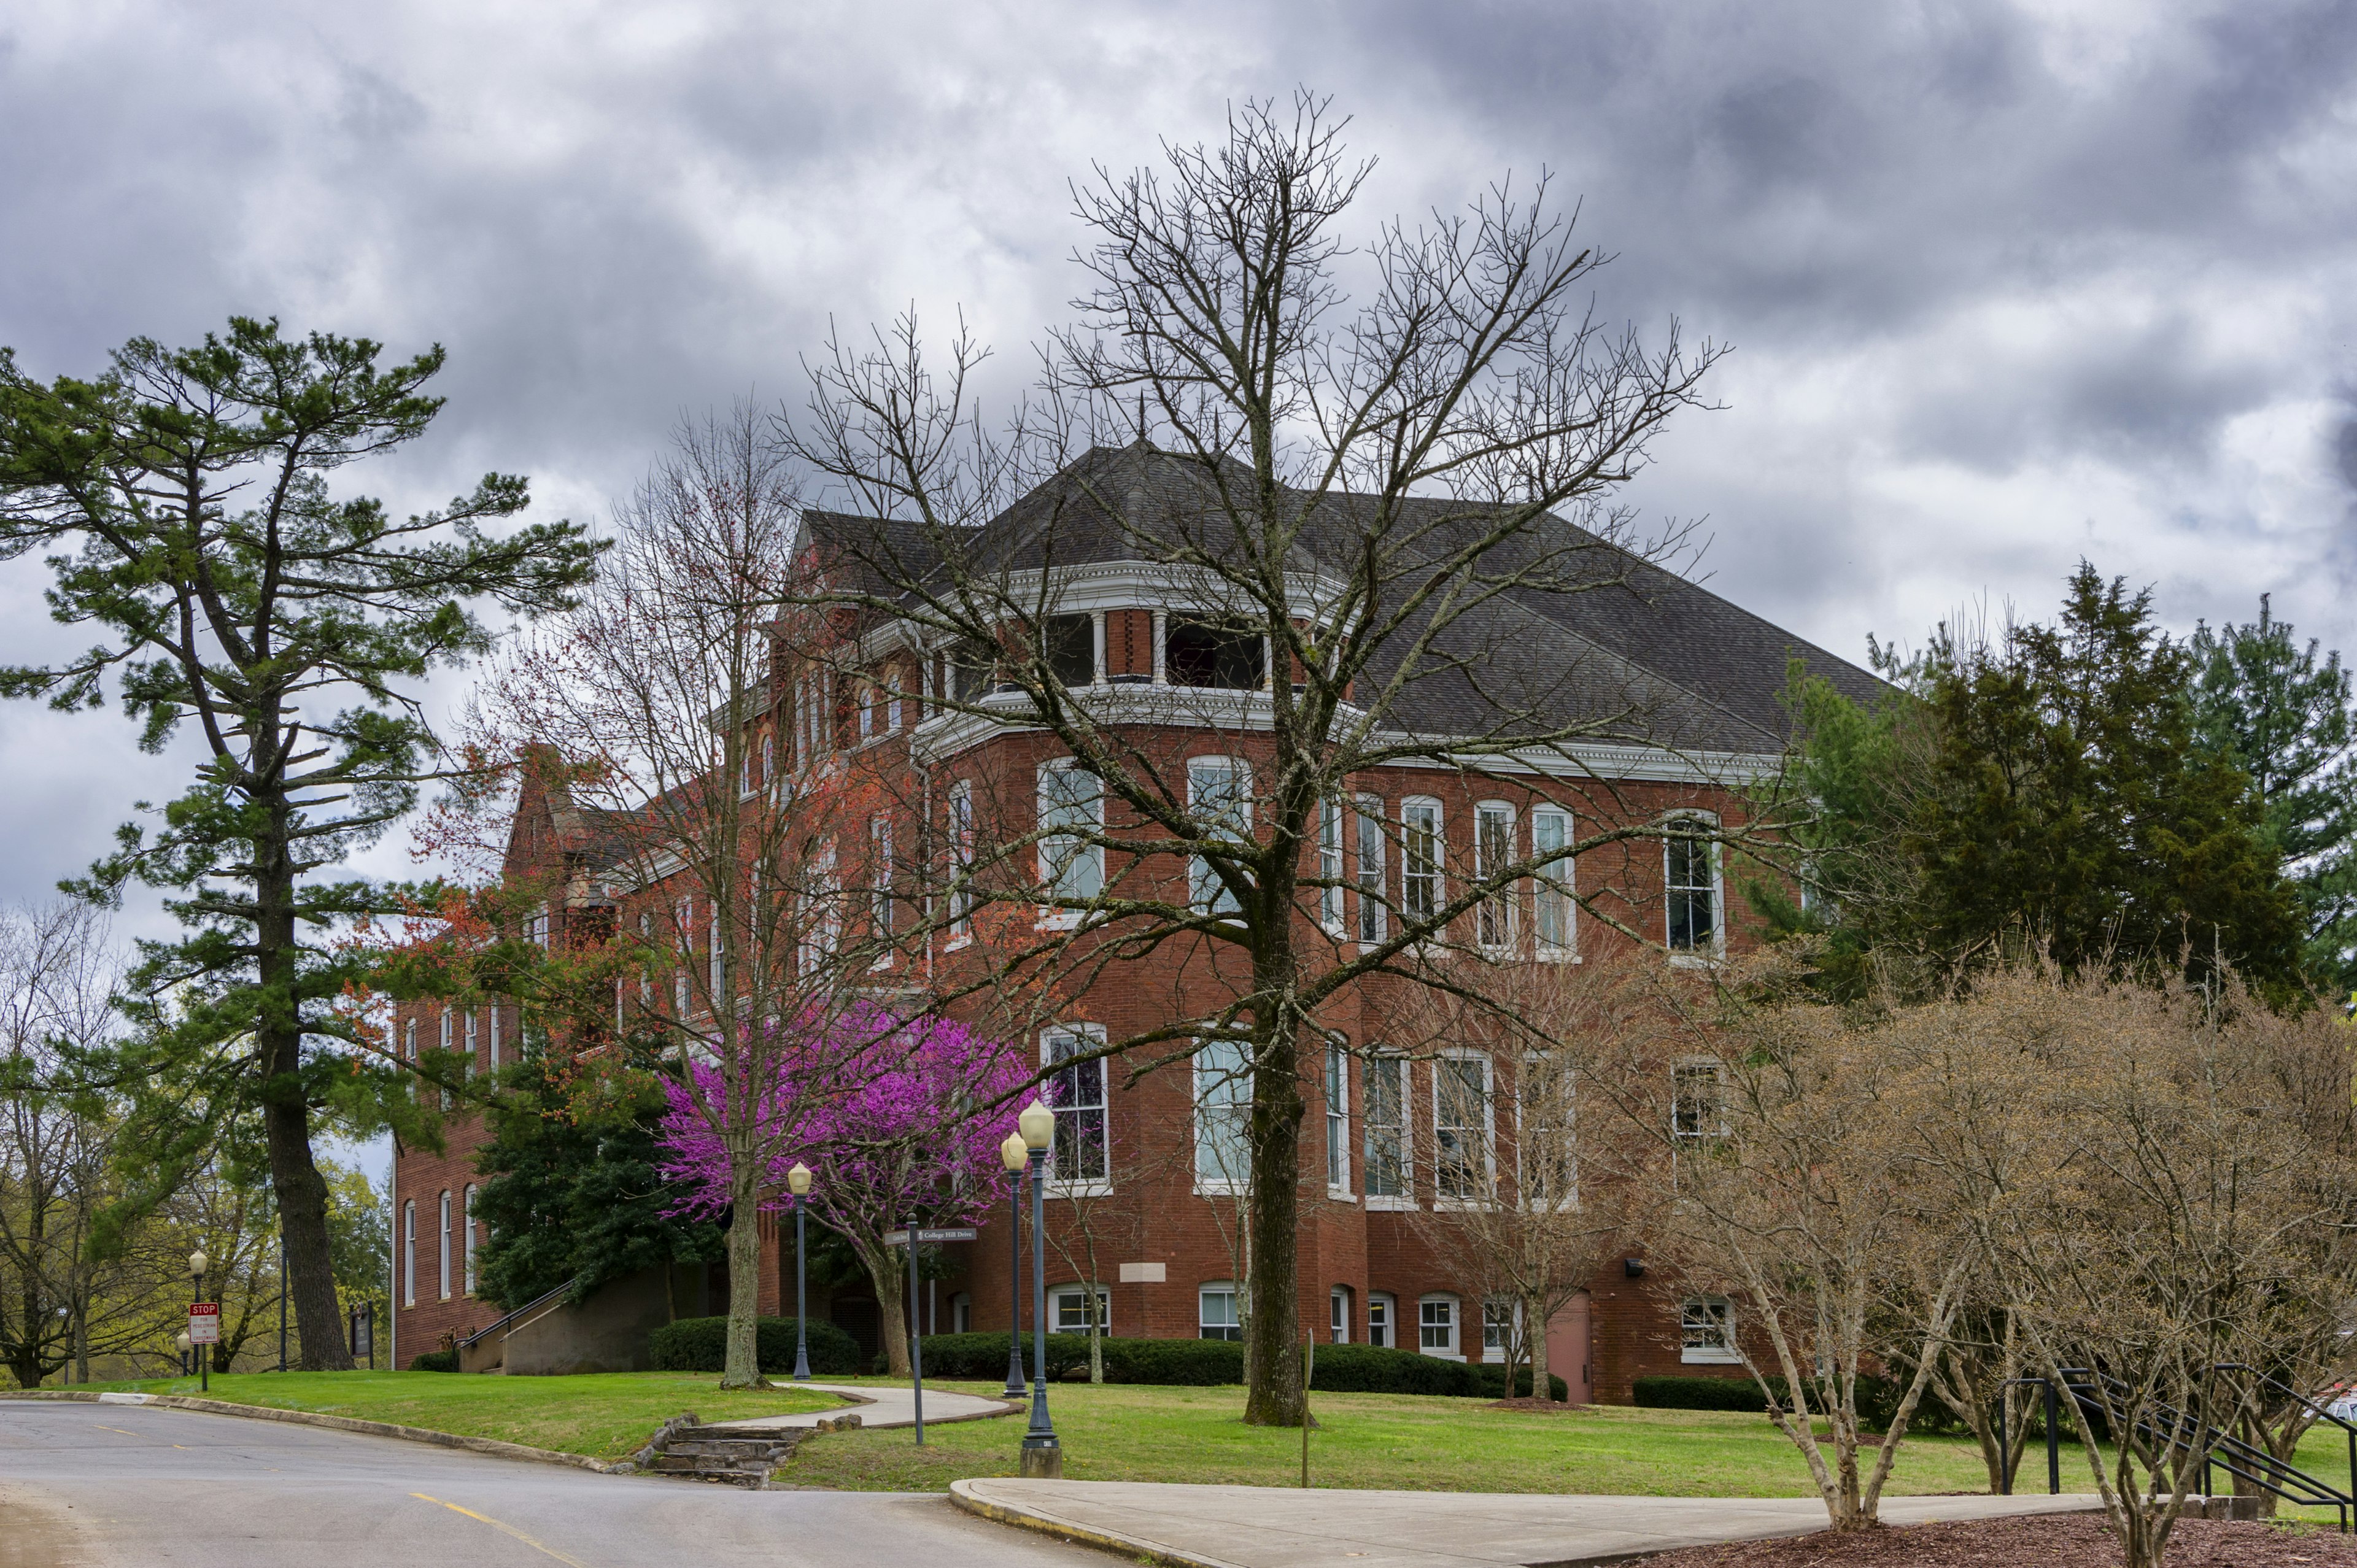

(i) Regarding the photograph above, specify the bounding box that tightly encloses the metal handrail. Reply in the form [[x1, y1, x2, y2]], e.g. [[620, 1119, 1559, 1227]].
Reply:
[[456, 1275, 582, 1351], [2055, 1365, 2352, 1533], [2213, 1362, 2357, 1519]]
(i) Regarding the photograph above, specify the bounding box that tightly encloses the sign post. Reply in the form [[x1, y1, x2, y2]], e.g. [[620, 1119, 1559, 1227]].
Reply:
[[883, 1227, 977, 1448], [188, 1302, 220, 1392]]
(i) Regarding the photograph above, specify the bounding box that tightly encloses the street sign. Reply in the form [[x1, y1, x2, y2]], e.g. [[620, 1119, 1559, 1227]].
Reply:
[[188, 1302, 220, 1346], [883, 1227, 979, 1246]]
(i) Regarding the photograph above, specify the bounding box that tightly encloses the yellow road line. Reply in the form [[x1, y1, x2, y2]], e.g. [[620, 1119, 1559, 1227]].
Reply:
[[410, 1494, 592, 1567], [93, 1425, 139, 1437]]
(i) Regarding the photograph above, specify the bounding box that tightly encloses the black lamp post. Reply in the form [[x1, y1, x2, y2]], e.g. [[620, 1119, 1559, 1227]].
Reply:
[[188, 1249, 209, 1393], [999, 1130, 1028, 1399], [1016, 1099, 1061, 1477], [787, 1162, 813, 1382]]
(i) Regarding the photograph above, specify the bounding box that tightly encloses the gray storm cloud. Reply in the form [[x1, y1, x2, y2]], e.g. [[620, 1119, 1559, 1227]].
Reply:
[[2, 0, 2354, 940]]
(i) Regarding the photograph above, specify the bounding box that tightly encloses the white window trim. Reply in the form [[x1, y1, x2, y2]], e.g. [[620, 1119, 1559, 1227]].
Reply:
[[1363, 1052, 1415, 1211], [870, 813, 896, 970], [1040, 1024, 1113, 1197], [1366, 1290, 1396, 1350], [1049, 1283, 1112, 1336], [1480, 1297, 1521, 1365], [1324, 1041, 1351, 1197], [1531, 805, 1578, 961], [1354, 795, 1387, 946], [1329, 1284, 1353, 1344], [401, 1200, 416, 1307], [462, 1184, 479, 1297], [1418, 1292, 1463, 1360], [1474, 800, 1516, 952], [1318, 797, 1346, 936], [437, 1189, 452, 1302], [1187, 756, 1253, 919], [1036, 759, 1104, 930], [1672, 1056, 1730, 1141], [1519, 1049, 1579, 1214], [1431, 1049, 1496, 1208], [1663, 811, 1725, 966], [946, 780, 975, 949], [1681, 1296, 1741, 1364], [1192, 1037, 1253, 1195], [1400, 797, 1444, 933], [1198, 1281, 1243, 1341]]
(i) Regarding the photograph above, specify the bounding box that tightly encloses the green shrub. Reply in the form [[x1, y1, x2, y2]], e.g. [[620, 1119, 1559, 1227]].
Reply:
[[1633, 1371, 1962, 1434], [648, 1315, 862, 1376], [1102, 1336, 1244, 1386], [1479, 1364, 1572, 1401], [911, 1330, 1093, 1381], [408, 1350, 460, 1373]]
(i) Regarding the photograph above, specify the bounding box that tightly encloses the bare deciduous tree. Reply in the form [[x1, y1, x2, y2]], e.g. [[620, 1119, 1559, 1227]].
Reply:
[[780, 91, 1729, 1426]]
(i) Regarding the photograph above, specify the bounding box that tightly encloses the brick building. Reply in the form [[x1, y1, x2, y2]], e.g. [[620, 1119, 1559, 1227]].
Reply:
[[390, 445, 1879, 1393]]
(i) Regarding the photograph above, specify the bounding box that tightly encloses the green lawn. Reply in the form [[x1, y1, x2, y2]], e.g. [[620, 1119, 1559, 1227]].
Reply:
[[75, 1370, 845, 1462], [784, 1377, 2001, 1495]]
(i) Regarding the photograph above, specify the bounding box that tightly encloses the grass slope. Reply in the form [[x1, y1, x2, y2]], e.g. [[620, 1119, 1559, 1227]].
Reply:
[[76, 1370, 845, 1462]]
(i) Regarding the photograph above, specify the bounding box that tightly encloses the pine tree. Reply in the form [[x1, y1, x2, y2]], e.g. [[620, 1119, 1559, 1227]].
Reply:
[[2189, 597, 2357, 996], [0, 319, 600, 1366]]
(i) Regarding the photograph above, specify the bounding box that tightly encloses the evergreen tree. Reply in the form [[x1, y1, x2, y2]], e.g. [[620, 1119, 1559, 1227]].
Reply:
[[1761, 563, 2302, 997], [473, 1054, 721, 1312], [2189, 597, 2357, 996], [0, 319, 600, 1365]]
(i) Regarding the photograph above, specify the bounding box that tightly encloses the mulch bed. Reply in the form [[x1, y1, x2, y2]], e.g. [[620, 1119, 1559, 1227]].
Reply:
[[1636, 1512, 2357, 1567]]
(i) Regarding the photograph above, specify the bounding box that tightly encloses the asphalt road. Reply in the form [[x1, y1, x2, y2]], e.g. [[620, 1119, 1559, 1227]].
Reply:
[[0, 1400, 1095, 1568]]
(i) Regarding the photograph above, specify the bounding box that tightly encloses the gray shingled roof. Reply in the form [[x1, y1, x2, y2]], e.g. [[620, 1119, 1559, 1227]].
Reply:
[[804, 444, 1884, 757]]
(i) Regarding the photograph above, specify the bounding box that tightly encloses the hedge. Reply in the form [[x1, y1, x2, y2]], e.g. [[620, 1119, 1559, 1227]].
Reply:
[[408, 1350, 460, 1373], [648, 1315, 864, 1376], [1633, 1373, 1961, 1434], [907, 1332, 1563, 1398]]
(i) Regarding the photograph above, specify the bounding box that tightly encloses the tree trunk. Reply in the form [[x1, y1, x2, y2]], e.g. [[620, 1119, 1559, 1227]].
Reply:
[[1240, 1016, 1306, 1427], [859, 1243, 909, 1378], [254, 828, 354, 1371], [1527, 1291, 1552, 1404], [719, 1178, 766, 1389]]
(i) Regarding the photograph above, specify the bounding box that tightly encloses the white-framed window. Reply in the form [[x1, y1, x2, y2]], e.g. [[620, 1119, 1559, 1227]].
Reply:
[[1366, 1291, 1395, 1349], [1193, 1037, 1253, 1190], [463, 1184, 479, 1296], [1401, 799, 1442, 927], [1188, 757, 1252, 916], [858, 682, 878, 742], [439, 1008, 452, 1054], [1325, 1043, 1350, 1193], [438, 1189, 452, 1301], [708, 905, 724, 1003], [870, 813, 896, 947], [740, 745, 757, 797], [1418, 1294, 1461, 1359], [637, 914, 652, 1007], [1051, 1284, 1111, 1335], [1199, 1283, 1242, 1342], [1330, 1285, 1352, 1344], [762, 733, 775, 791], [528, 906, 551, 948], [1519, 1051, 1577, 1211], [1042, 1025, 1110, 1188], [488, 1005, 501, 1068], [1434, 1053, 1495, 1202], [464, 1008, 478, 1065], [803, 845, 840, 971], [1038, 760, 1104, 914], [948, 781, 975, 941], [1355, 796, 1387, 944], [1482, 1299, 1519, 1364], [402, 1200, 416, 1307], [403, 1018, 416, 1059], [888, 681, 903, 733], [1532, 806, 1574, 957], [1475, 801, 1515, 949], [1681, 1296, 1739, 1364], [1673, 1059, 1728, 1141], [1364, 1055, 1408, 1203], [1665, 816, 1722, 957], [1318, 798, 1345, 934]]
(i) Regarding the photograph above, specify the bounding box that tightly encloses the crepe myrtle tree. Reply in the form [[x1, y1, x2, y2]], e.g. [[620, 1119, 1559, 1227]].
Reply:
[[0, 319, 599, 1369], [778, 93, 1739, 1424]]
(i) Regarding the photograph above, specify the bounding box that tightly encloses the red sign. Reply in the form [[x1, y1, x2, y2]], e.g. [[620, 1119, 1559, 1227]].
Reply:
[[188, 1302, 220, 1346]]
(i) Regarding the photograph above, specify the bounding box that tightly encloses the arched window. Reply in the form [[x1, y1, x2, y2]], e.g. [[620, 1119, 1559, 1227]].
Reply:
[[463, 1184, 479, 1297], [401, 1200, 416, 1307], [438, 1190, 452, 1301]]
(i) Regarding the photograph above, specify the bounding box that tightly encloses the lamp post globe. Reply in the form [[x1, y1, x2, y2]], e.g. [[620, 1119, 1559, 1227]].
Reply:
[[187, 1248, 210, 1392], [188, 1249, 208, 1278], [1016, 1100, 1061, 1476], [786, 1162, 813, 1381], [999, 1130, 1029, 1399], [176, 1329, 192, 1378]]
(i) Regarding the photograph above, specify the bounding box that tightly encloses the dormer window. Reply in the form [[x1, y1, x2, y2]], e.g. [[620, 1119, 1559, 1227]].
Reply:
[[1166, 617, 1263, 690]]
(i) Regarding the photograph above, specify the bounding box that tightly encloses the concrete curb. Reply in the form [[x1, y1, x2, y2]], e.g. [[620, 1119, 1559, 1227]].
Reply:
[[948, 1478, 1248, 1568], [0, 1389, 638, 1475]]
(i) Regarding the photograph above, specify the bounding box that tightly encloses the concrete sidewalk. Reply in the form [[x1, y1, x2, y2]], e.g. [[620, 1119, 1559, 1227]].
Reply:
[[705, 1382, 1014, 1432], [950, 1478, 2105, 1568]]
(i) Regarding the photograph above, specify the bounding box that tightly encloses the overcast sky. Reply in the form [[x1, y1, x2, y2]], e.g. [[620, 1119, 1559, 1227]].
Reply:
[[4, 1, 2355, 1168]]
